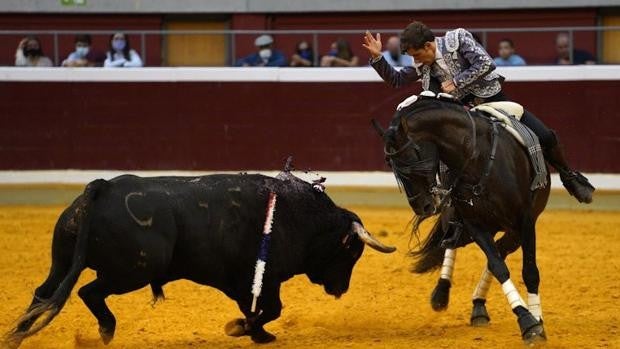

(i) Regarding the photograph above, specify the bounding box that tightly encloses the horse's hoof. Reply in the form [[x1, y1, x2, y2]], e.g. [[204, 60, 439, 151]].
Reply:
[[470, 316, 490, 327], [430, 278, 451, 312], [523, 324, 547, 346], [470, 299, 490, 327], [98, 326, 115, 345], [518, 311, 546, 344], [251, 329, 276, 344], [224, 318, 247, 337]]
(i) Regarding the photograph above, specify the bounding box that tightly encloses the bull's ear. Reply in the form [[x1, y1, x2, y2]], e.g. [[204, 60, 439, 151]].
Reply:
[[371, 119, 385, 138]]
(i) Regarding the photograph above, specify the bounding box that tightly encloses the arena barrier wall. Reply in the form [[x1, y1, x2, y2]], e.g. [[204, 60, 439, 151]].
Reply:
[[0, 66, 618, 184]]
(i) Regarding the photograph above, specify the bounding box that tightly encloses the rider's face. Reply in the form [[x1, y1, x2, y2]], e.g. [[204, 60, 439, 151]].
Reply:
[[407, 42, 436, 66]]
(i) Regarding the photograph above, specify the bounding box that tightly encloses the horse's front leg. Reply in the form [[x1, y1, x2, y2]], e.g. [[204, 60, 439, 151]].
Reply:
[[465, 221, 545, 345], [470, 232, 521, 327], [430, 248, 456, 311]]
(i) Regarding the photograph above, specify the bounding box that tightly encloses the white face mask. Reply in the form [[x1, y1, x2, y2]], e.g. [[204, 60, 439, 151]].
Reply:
[[75, 46, 89, 57], [259, 48, 272, 60]]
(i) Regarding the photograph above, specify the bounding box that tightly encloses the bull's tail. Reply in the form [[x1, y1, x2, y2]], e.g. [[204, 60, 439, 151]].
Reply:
[[409, 217, 446, 274], [5, 179, 106, 347]]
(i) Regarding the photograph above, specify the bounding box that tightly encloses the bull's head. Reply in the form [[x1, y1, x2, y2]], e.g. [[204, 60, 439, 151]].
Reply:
[[307, 217, 395, 298]]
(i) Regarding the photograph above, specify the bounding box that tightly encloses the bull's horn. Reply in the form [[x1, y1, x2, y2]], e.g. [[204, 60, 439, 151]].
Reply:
[[352, 222, 396, 253]]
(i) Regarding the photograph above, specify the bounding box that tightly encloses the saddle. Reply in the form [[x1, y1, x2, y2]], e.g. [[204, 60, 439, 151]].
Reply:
[[471, 102, 526, 146], [471, 102, 548, 190]]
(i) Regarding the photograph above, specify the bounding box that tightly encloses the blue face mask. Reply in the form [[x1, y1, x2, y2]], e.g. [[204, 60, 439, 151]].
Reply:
[[112, 39, 126, 51], [299, 49, 312, 60]]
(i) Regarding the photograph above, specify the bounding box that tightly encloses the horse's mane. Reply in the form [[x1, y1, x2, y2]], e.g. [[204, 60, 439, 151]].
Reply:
[[401, 96, 468, 119], [386, 96, 469, 144]]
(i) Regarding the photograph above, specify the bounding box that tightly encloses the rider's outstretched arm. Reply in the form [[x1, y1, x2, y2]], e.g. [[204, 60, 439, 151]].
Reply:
[[363, 31, 420, 89], [371, 56, 421, 88]]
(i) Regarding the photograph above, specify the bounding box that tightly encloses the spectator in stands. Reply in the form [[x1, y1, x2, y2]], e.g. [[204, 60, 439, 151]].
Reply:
[[382, 36, 413, 67], [290, 41, 314, 67], [320, 38, 359, 67], [62, 34, 105, 67], [555, 33, 595, 65], [104, 32, 143, 67], [493, 38, 526, 66], [14, 36, 53, 67], [236, 35, 287, 67]]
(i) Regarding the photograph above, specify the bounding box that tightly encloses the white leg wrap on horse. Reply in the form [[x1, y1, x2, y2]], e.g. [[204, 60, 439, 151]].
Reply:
[[472, 267, 493, 300], [501, 280, 526, 309], [527, 293, 543, 321], [439, 248, 456, 281]]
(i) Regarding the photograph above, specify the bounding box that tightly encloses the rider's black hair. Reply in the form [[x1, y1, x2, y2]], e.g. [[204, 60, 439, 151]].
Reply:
[[400, 21, 435, 52]]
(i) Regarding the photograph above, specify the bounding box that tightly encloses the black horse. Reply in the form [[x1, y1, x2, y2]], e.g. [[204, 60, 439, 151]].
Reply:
[[373, 95, 550, 344]]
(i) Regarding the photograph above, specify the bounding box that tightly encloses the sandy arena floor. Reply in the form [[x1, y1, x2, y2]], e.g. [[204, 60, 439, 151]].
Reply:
[[0, 205, 618, 348]]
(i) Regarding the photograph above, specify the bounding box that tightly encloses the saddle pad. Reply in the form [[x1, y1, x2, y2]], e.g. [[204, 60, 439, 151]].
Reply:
[[471, 103, 525, 146]]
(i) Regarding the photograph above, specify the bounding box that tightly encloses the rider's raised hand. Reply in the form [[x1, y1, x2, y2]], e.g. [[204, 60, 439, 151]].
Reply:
[[363, 31, 382, 59]]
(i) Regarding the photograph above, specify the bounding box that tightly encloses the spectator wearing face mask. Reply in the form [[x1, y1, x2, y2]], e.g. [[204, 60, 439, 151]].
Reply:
[[290, 41, 314, 67], [381, 36, 413, 67], [236, 35, 287, 67], [15, 36, 53, 67], [62, 34, 105, 67], [104, 32, 143, 68], [320, 38, 359, 67]]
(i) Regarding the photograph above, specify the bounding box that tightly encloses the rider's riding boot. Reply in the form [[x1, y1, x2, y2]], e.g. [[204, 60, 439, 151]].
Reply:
[[544, 140, 595, 204]]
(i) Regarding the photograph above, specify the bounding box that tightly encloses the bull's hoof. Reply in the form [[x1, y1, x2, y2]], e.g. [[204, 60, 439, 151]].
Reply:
[[251, 329, 276, 344], [98, 326, 115, 345], [430, 278, 451, 312], [224, 318, 247, 337], [470, 299, 490, 327]]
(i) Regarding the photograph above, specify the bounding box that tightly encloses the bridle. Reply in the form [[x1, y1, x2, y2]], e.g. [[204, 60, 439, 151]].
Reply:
[[384, 108, 492, 208], [383, 135, 437, 205]]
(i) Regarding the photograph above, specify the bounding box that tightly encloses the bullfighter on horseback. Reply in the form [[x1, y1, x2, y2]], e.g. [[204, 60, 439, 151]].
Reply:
[[363, 21, 594, 203]]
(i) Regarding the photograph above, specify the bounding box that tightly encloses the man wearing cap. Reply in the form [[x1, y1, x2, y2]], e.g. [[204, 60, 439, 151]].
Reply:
[[236, 35, 287, 67]]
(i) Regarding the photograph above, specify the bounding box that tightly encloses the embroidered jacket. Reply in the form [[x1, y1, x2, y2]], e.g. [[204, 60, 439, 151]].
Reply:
[[371, 28, 503, 100]]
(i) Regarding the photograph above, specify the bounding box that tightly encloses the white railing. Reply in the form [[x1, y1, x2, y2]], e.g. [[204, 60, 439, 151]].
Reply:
[[1, 66, 620, 82]]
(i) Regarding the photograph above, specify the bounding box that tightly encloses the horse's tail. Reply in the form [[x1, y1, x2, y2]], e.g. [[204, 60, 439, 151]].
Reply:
[[409, 215, 446, 274], [6, 179, 106, 347]]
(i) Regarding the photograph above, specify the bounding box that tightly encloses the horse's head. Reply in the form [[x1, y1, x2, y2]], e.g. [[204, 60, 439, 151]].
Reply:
[[372, 118, 439, 216]]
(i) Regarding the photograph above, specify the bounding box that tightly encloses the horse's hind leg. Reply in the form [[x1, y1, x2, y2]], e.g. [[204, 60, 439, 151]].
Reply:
[[465, 222, 543, 344], [470, 232, 521, 327], [520, 219, 546, 343], [430, 248, 456, 311]]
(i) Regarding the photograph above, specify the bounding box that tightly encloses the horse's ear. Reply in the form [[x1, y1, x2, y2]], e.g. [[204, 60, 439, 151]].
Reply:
[[371, 119, 385, 138]]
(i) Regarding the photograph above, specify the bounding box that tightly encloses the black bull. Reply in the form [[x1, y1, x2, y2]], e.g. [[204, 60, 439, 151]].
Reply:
[[6, 173, 395, 347]]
